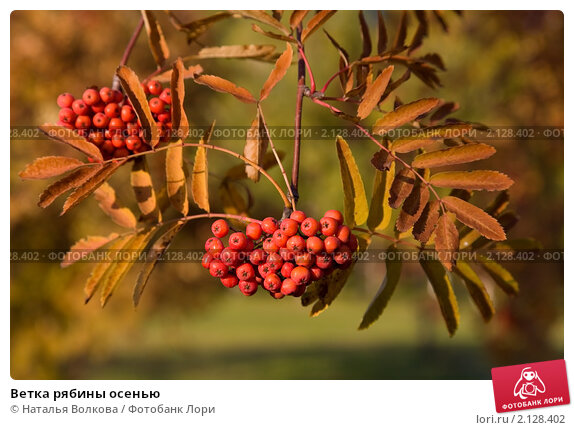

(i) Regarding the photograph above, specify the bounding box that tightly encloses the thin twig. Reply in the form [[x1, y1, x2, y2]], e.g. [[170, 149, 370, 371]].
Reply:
[[291, 27, 306, 205], [298, 44, 316, 93], [112, 17, 145, 90]]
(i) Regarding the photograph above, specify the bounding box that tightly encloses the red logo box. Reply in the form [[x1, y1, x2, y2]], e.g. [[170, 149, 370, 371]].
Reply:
[[491, 359, 570, 413]]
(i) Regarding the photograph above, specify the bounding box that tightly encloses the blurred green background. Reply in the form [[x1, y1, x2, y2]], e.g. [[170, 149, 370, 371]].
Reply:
[[10, 11, 563, 379]]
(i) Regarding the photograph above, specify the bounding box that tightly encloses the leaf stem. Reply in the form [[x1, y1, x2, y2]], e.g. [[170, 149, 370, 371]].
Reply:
[[112, 17, 145, 91], [297, 44, 316, 93]]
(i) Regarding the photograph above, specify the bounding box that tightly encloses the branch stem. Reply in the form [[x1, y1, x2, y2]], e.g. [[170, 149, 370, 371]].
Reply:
[[291, 27, 305, 204], [112, 17, 144, 90]]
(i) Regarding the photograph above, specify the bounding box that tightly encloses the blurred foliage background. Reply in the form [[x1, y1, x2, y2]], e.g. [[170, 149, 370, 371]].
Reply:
[[10, 10, 563, 379]]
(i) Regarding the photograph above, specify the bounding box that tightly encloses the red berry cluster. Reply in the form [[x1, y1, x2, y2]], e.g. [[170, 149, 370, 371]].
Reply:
[[202, 210, 358, 298], [55, 80, 173, 160]]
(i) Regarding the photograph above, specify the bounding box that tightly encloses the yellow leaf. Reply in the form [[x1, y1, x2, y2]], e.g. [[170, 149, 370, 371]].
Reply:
[[454, 261, 495, 322], [141, 10, 170, 67], [357, 65, 394, 119], [335, 136, 368, 227], [194, 74, 256, 104], [131, 157, 161, 223], [94, 182, 137, 229], [61, 233, 120, 268], [260, 43, 293, 101], [373, 98, 440, 135], [367, 160, 395, 231]]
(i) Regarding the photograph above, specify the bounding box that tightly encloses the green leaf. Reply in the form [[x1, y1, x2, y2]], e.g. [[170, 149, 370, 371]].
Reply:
[[131, 157, 161, 223], [358, 244, 402, 330], [335, 136, 368, 227], [367, 160, 395, 231], [454, 261, 495, 322], [478, 256, 519, 296], [420, 257, 460, 336]]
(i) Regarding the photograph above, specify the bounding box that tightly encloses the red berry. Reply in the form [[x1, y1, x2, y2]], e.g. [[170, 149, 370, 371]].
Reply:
[[159, 88, 172, 104], [306, 236, 324, 254], [336, 225, 351, 243], [320, 217, 339, 236], [82, 88, 100, 106], [104, 102, 121, 118], [324, 209, 344, 224], [286, 235, 306, 252], [56, 120, 74, 129], [72, 99, 89, 115], [236, 263, 256, 281], [101, 140, 115, 154], [280, 218, 299, 237], [99, 87, 114, 103], [238, 280, 258, 296], [280, 278, 298, 295], [300, 217, 319, 237], [201, 253, 213, 269], [91, 112, 108, 128], [229, 232, 247, 250], [263, 273, 282, 293], [91, 101, 106, 113], [126, 135, 142, 151], [279, 247, 294, 262], [209, 260, 228, 278], [266, 253, 283, 271], [211, 219, 229, 238], [88, 130, 105, 146], [111, 135, 125, 148], [261, 217, 278, 234], [205, 237, 224, 257], [220, 248, 240, 267], [310, 266, 324, 281], [75, 115, 91, 129], [121, 105, 136, 123], [57, 93, 75, 108], [58, 108, 76, 124], [270, 291, 285, 300], [149, 97, 165, 114], [246, 222, 263, 240], [147, 80, 162, 96], [220, 274, 239, 288], [272, 230, 288, 248], [280, 262, 295, 278], [108, 118, 125, 132], [263, 237, 279, 253], [291, 266, 311, 286], [315, 253, 333, 270], [333, 245, 351, 265], [113, 148, 130, 158], [258, 263, 274, 278], [290, 210, 306, 223], [292, 283, 307, 297], [294, 252, 314, 268], [112, 90, 124, 103], [348, 234, 359, 252], [126, 121, 140, 136], [157, 112, 171, 123], [324, 236, 341, 254], [249, 248, 266, 265]]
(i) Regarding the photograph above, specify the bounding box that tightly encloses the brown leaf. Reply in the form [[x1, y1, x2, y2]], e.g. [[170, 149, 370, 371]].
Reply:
[[166, 142, 189, 216], [370, 148, 393, 171], [116, 66, 160, 148], [191, 136, 210, 212], [373, 98, 440, 135], [61, 233, 119, 268], [289, 10, 308, 29], [367, 159, 395, 232], [301, 10, 336, 42], [412, 143, 496, 169], [20, 156, 84, 180], [435, 213, 459, 271], [392, 11, 408, 50], [454, 261, 495, 322], [430, 170, 514, 191], [154, 64, 203, 83], [244, 110, 269, 182], [391, 138, 437, 154], [358, 10, 372, 58], [168, 11, 231, 43], [171, 58, 189, 139], [141, 11, 170, 67], [194, 74, 256, 104], [38, 165, 101, 208], [187, 44, 275, 60], [39, 124, 103, 162], [396, 184, 429, 232], [442, 196, 506, 241], [131, 157, 161, 223], [412, 200, 440, 243], [408, 10, 428, 54], [251, 24, 297, 42], [260, 43, 293, 101], [94, 182, 138, 229], [61, 161, 124, 215], [231, 10, 289, 35], [357, 65, 394, 120], [430, 102, 459, 122], [388, 168, 416, 209]]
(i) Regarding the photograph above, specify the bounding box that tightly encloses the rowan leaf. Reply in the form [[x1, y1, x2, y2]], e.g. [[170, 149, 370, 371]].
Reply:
[[289, 10, 309, 29], [84, 234, 134, 304], [301, 10, 336, 42], [408, 10, 428, 54], [154, 64, 203, 83], [373, 98, 440, 135], [358, 244, 402, 330], [412, 143, 496, 169], [61, 161, 124, 215], [412, 200, 441, 243], [396, 184, 429, 232], [244, 110, 269, 182], [357, 65, 394, 120], [94, 182, 137, 229], [310, 264, 354, 317], [392, 11, 408, 50], [38, 166, 101, 208], [165, 142, 189, 216], [231, 10, 290, 36], [116, 66, 160, 148], [167, 11, 231, 43], [478, 256, 519, 295], [442, 196, 506, 241], [39, 124, 103, 162], [187, 44, 275, 60], [170, 57, 189, 139], [141, 11, 170, 67], [388, 167, 415, 209], [430, 102, 459, 122], [420, 258, 459, 336], [191, 132, 210, 212], [100, 228, 156, 307], [391, 137, 437, 153], [430, 170, 514, 192], [194, 74, 256, 104], [61, 233, 120, 268], [335, 136, 368, 227], [260, 43, 293, 101], [251, 24, 296, 42], [370, 148, 393, 171], [133, 220, 186, 306], [358, 10, 372, 59], [19, 156, 84, 180], [131, 157, 161, 223], [435, 213, 459, 271], [367, 161, 395, 231], [454, 261, 495, 322]]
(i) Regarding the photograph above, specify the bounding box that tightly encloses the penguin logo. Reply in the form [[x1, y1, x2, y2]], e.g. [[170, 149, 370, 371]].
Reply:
[[513, 367, 546, 400]]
